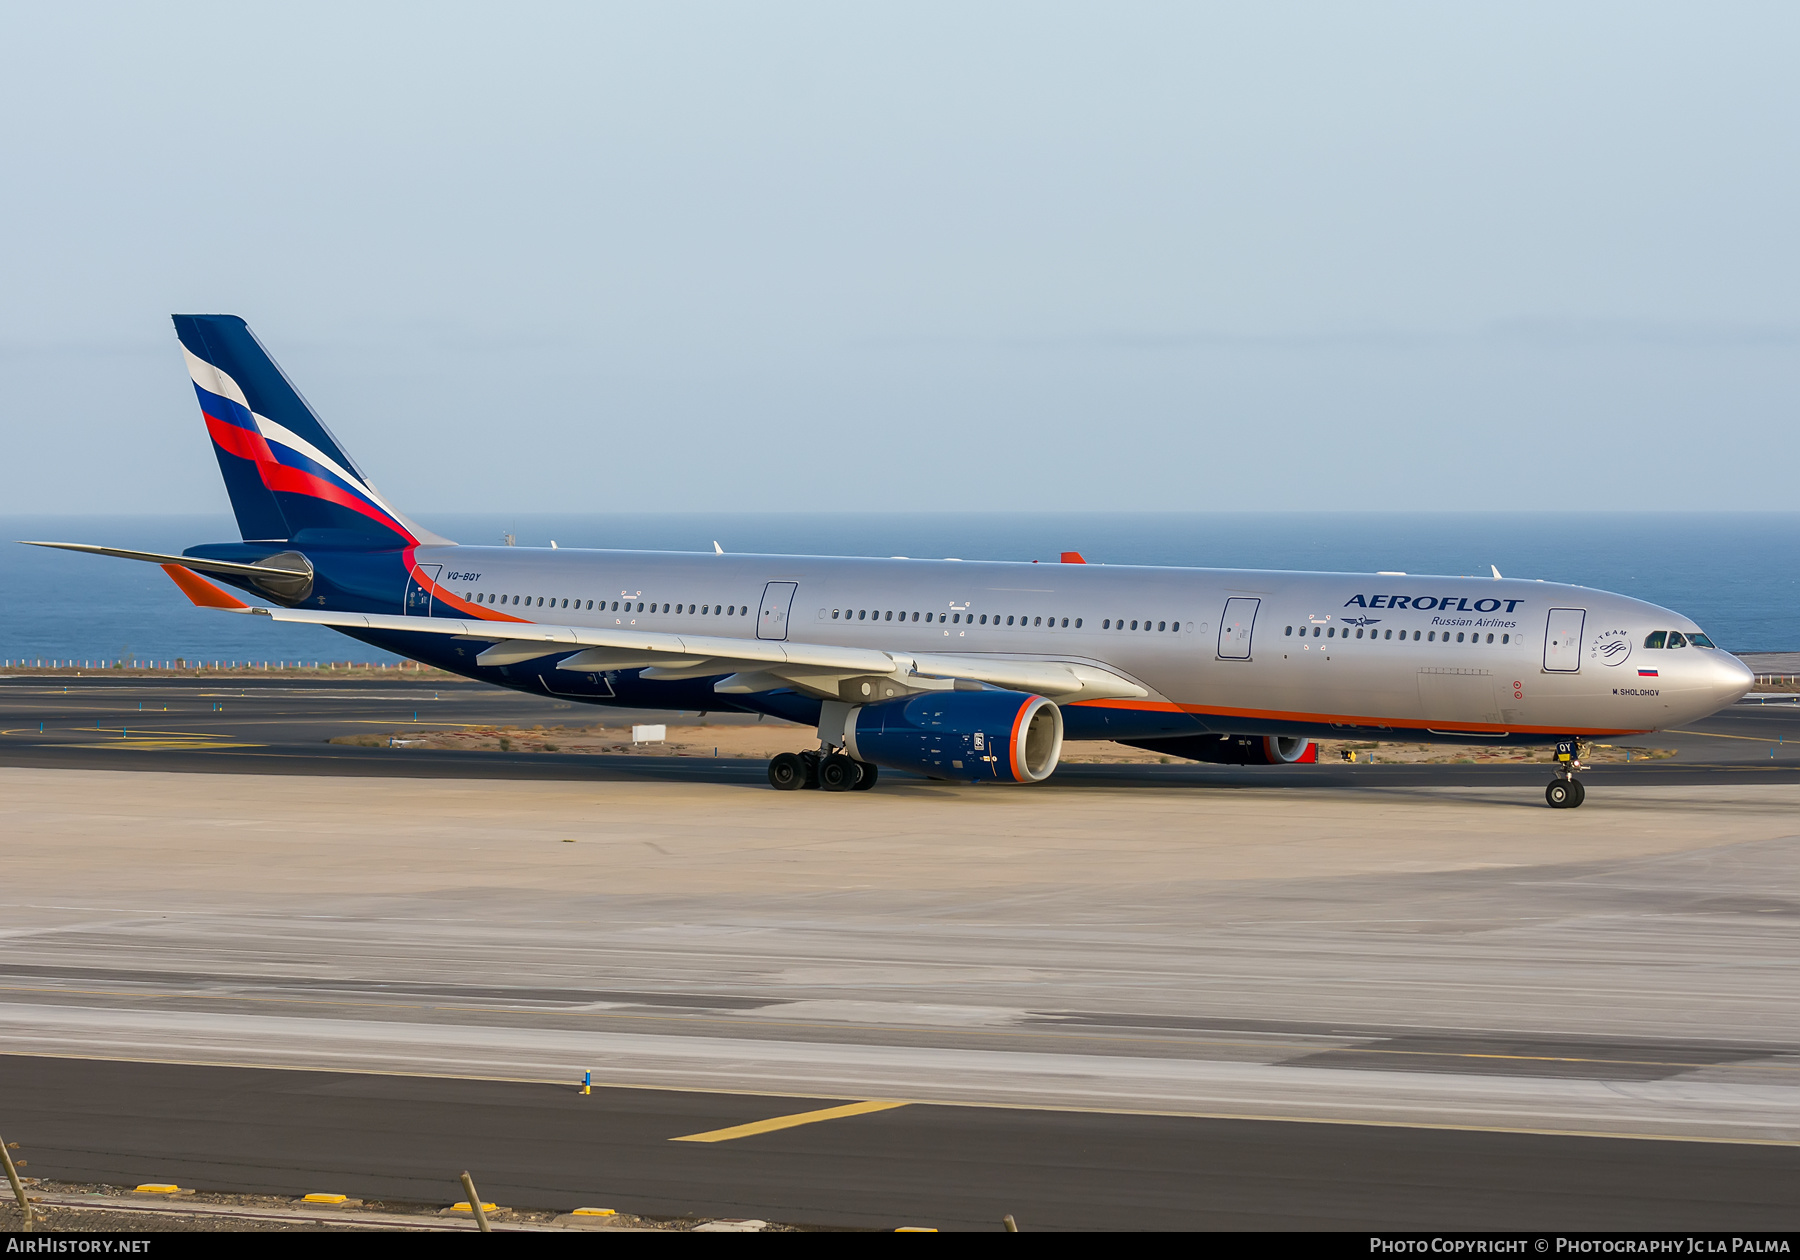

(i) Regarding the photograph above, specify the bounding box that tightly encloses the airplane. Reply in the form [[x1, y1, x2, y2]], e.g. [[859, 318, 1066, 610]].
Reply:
[[26, 315, 1755, 808]]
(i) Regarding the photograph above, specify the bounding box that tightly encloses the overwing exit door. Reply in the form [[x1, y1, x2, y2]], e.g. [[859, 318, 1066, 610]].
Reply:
[[403, 564, 441, 616], [1218, 597, 1260, 659], [757, 582, 798, 641], [1543, 607, 1586, 672]]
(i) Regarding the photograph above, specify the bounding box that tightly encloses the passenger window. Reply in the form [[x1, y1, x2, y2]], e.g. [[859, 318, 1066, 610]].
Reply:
[[1457, 632, 1465, 642], [1355, 628, 1363, 638], [912, 611, 919, 622], [1061, 618, 1069, 627], [1485, 633, 1493, 643], [1428, 631, 1435, 641], [1285, 626, 1292, 636], [1667, 632, 1688, 648], [1501, 633, 1509, 644], [1384, 629, 1392, 639], [1644, 631, 1666, 649], [858, 610, 866, 620], [1157, 621, 1165, 632], [1327, 627, 1335, 638], [1075, 618, 1082, 628]]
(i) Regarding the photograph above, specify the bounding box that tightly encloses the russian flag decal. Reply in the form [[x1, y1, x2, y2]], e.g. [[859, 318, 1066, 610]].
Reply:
[[1638, 668, 1659, 677]]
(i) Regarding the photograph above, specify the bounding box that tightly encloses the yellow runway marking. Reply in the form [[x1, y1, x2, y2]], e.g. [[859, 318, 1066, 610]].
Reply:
[[1666, 729, 1791, 743], [671, 1100, 910, 1143], [67, 741, 267, 751]]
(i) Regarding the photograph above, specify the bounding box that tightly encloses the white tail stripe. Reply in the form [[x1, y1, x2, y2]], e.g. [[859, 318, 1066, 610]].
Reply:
[[253, 414, 390, 508], [182, 347, 251, 412]]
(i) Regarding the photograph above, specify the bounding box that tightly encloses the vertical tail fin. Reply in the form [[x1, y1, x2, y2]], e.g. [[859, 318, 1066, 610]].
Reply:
[[172, 314, 449, 547]]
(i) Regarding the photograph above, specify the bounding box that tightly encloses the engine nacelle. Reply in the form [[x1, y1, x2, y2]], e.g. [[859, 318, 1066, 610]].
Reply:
[[827, 690, 1064, 783], [1122, 734, 1316, 765]]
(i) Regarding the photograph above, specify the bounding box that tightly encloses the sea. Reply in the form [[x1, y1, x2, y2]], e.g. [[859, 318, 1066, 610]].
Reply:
[[2, 513, 1796, 666]]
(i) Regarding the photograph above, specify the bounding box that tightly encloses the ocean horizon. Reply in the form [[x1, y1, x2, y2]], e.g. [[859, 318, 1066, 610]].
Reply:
[[3, 511, 1796, 664]]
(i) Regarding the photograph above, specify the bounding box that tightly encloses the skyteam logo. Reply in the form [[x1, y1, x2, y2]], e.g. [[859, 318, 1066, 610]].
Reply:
[[1591, 628, 1633, 667]]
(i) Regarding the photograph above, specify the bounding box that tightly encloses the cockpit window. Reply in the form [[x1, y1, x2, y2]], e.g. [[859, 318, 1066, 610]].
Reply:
[[1689, 632, 1715, 648], [1643, 631, 1666, 649], [1666, 631, 1688, 648]]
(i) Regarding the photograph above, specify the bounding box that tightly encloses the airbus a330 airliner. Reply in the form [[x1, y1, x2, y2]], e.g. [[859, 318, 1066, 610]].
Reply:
[[29, 315, 1754, 807]]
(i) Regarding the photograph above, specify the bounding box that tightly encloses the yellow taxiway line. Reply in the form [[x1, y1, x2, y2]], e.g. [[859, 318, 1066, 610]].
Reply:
[[671, 1100, 911, 1143]]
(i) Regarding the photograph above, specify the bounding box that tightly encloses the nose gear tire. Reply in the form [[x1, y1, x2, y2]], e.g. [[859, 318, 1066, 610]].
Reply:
[[1545, 779, 1586, 809]]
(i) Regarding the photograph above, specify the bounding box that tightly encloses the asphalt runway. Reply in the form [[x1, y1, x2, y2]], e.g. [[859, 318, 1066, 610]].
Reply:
[[2, 673, 1798, 786], [5, 675, 1800, 1227], [6, 1055, 1797, 1230]]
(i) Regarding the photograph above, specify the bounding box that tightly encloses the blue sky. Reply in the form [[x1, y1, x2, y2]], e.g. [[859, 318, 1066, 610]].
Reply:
[[1, 3, 1795, 515]]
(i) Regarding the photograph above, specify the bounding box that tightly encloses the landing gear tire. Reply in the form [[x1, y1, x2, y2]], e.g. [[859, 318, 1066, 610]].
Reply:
[[850, 760, 879, 790], [769, 752, 806, 791], [819, 753, 859, 792], [798, 748, 820, 789], [1546, 779, 1585, 809]]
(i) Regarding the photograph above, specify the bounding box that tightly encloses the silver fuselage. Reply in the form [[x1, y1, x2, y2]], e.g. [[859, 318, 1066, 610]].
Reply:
[[400, 546, 1753, 744]]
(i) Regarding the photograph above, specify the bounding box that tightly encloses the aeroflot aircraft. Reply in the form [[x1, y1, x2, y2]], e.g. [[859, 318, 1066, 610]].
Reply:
[[30, 315, 1754, 808]]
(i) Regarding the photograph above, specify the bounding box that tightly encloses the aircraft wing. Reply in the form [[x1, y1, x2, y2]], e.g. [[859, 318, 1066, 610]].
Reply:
[[164, 566, 1147, 703]]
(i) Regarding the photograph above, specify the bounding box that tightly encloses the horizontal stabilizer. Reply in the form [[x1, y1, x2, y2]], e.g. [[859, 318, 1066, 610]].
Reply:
[[20, 540, 310, 580], [161, 564, 250, 610]]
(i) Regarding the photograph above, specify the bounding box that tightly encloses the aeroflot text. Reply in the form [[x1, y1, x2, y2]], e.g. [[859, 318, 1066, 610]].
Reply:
[[1346, 595, 1526, 613]]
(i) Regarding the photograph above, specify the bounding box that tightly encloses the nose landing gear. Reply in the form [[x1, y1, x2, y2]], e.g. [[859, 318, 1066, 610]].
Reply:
[[767, 748, 879, 791], [1546, 738, 1587, 808]]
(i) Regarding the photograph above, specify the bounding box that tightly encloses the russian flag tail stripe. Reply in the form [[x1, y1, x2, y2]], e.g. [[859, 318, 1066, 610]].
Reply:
[[173, 314, 437, 548]]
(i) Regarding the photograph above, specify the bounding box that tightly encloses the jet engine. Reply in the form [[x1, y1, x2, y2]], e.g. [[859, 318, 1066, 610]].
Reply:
[[828, 690, 1063, 783], [1122, 734, 1317, 765]]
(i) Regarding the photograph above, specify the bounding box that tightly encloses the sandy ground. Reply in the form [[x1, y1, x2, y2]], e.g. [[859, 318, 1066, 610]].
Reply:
[[329, 720, 1674, 765]]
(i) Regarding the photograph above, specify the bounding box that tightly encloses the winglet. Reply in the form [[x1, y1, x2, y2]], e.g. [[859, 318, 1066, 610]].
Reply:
[[1491, 564, 1503, 580], [162, 564, 251, 610], [1061, 551, 1087, 564], [714, 541, 724, 555]]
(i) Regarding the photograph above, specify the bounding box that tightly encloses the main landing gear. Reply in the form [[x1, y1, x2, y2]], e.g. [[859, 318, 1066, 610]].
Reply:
[[1546, 738, 1587, 809], [768, 748, 879, 792]]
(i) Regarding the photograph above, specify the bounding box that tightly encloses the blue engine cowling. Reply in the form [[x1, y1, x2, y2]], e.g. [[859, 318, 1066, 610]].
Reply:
[[835, 690, 1064, 783]]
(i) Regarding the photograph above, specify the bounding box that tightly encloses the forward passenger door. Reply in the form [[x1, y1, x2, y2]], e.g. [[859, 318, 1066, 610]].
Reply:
[[1218, 597, 1260, 659], [1543, 608, 1586, 672]]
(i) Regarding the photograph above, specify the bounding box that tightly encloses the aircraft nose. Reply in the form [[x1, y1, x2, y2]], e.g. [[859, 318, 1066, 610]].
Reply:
[[1709, 652, 1756, 708]]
